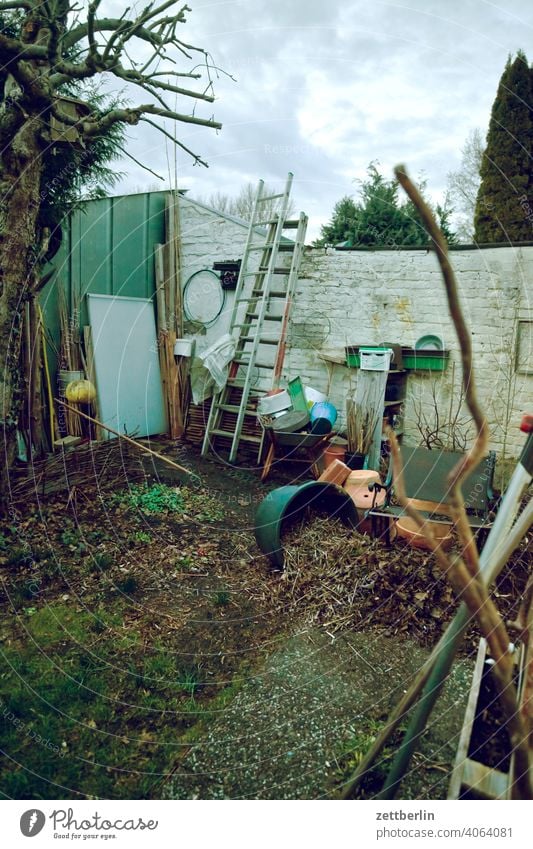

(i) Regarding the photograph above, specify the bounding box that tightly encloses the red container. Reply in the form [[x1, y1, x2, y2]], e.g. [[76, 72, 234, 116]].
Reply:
[[322, 440, 347, 468]]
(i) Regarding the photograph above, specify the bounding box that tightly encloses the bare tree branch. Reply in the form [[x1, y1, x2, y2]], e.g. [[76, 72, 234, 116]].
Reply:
[[86, 0, 102, 68], [139, 115, 209, 166], [63, 18, 159, 51], [111, 62, 215, 103], [0, 32, 48, 60], [82, 102, 221, 137], [118, 143, 164, 181]]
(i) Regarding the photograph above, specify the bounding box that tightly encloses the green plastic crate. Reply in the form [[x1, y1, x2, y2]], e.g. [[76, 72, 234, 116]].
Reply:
[[345, 348, 360, 368], [346, 346, 450, 371], [287, 376, 308, 412], [402, 350, 450, 371]]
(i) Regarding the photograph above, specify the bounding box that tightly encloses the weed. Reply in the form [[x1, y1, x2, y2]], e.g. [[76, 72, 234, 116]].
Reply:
[[90, 552, 114, 573], [116, 574, 138, 594], [213, 589, 231, 607], [177, 666, 202, 698], [175, 555, 192, 569], [60, 528, 80, 547], [113, 484, 184, 515], [86, 529, 110, 545], [133, 531, 152, 544], [5, 548, 34, 568], [333, 718, 407, 793]]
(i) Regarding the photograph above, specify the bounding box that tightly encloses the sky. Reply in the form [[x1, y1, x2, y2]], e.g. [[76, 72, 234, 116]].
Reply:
[[106, 0, 533, 240]]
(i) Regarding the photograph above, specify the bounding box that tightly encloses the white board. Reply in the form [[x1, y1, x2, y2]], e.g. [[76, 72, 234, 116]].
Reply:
[[87, 294, 166, 439]]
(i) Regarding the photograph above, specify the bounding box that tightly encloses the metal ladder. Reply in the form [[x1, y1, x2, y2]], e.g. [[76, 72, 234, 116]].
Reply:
[[201, 173, 308, 463]]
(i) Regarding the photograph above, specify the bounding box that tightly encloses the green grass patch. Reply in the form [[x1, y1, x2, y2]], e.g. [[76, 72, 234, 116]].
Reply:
[[0, 604, 227, 799]]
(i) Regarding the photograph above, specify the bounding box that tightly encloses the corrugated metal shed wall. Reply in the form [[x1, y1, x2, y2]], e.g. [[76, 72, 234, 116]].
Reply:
[[40, 191, 167, 379]]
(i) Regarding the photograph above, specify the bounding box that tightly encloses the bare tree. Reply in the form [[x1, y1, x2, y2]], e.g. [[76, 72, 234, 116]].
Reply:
[[446, 128, 484, 242], [0, 1, 221, 503], [412, 363, 474, 452], [200, 181, 296, 221]]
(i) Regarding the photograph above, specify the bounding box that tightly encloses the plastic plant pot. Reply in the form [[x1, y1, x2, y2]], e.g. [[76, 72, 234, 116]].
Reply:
[[254, 481, 359, 570]]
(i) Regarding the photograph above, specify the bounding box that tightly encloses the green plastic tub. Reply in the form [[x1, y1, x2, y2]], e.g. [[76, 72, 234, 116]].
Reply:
[[346, 346, 450, 371], [402, 349, 450, 371]]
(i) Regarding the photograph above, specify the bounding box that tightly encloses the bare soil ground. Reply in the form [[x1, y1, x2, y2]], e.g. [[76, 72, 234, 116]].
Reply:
[[0, 440, 529, 799]]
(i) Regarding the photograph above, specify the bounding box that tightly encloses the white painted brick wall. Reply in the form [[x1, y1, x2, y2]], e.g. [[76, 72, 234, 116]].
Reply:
[[179, 198, 533, 460]]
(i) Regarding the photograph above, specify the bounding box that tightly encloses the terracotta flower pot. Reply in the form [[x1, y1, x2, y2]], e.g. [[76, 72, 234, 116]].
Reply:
[[396, 515, 453, 551]]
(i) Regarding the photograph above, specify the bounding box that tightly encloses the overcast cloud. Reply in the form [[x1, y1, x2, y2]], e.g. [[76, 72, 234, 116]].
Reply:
[[110, 0, 533, 240]]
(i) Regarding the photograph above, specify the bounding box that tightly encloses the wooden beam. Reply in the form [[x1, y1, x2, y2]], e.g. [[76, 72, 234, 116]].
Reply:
[[55, 399, 194, 477]]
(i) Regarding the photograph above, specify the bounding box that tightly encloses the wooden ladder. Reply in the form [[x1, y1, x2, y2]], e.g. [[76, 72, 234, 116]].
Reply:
[[201, 173, 308, 463]]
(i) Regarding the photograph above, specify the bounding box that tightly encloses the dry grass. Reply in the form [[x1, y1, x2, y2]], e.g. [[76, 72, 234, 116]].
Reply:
[[243, 515, 532, 649]]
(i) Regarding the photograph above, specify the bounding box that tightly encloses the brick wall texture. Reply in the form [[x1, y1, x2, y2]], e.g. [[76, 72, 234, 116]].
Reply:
[[180, 198, 533, 461]]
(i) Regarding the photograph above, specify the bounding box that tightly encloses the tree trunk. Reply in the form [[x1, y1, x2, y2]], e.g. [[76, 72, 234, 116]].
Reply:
[[0, 118, 43, 510]]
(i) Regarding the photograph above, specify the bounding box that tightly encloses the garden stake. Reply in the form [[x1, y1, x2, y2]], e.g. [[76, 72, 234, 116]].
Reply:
[[55, 399, 196, 479]]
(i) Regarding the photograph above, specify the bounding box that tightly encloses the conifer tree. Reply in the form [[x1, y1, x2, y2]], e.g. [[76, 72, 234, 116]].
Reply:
[[315, 164, 455, 247], [474, 51, 533, 242]]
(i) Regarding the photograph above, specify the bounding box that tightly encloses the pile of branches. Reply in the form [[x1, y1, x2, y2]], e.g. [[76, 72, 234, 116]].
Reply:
[[266, 516, 530, 648]]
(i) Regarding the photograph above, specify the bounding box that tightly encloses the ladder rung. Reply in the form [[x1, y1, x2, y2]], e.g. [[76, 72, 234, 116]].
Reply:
[[257, 193, 284, 202], [239, 314, 282, 322], [217, 404, 257, 415], [240, 337, 278, 345], [237, 295, 283, 303], [254, 219, 299, 229], [232, 359, 273, 369], [243, 267, 288, 276], [247, 243, 294, 252], [210, 429, 262, 444], [251, 290, 287, 298]]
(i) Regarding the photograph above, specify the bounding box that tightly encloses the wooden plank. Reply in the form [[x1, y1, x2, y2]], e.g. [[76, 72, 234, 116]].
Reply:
[[461, 758, 509, 799], [165, 197, 176, 328], [448, 638, 488, 799], [154, 244, 167, 333], [83, 326, 102, 441]]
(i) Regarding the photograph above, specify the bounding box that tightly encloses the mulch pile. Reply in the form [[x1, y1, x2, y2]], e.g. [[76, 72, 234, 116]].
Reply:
[[257, 515, 531, 648]]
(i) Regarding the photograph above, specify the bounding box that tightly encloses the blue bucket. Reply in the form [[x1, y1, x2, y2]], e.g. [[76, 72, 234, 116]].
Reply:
[[310, 401, 337, 426]]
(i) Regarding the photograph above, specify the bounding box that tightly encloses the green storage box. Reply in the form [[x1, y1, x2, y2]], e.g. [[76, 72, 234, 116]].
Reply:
[[345, 347, 360, 368], [401, 349, 450, 371], [346, 346, 450, 370]]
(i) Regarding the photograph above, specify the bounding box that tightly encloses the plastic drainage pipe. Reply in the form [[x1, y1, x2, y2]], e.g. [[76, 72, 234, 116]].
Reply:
[[377, 429, 533, 800]]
